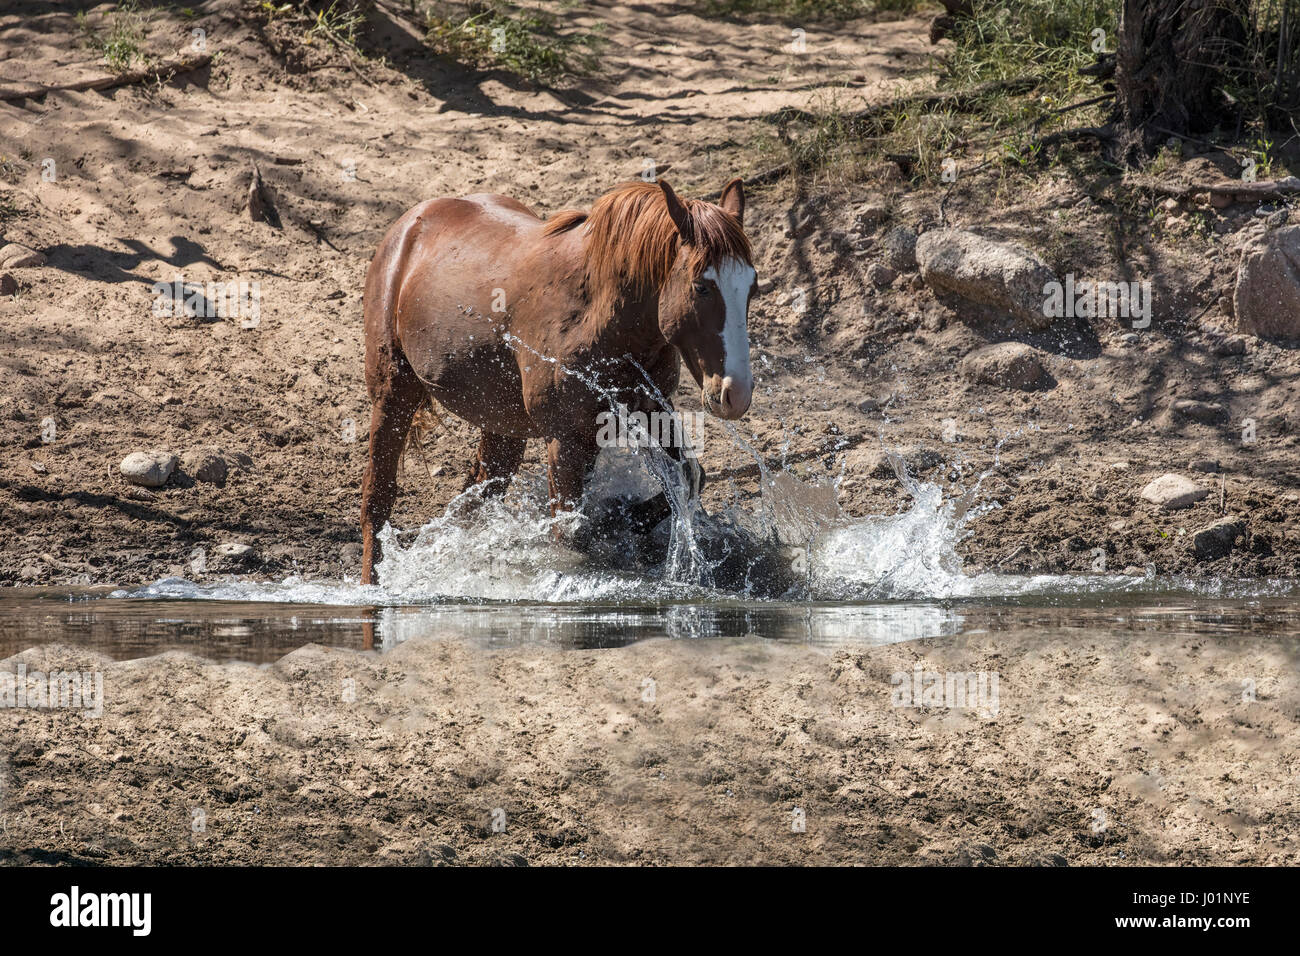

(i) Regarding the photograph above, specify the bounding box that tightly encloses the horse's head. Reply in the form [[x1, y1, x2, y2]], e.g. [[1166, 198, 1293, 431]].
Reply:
[[656, 178, 756, 421]]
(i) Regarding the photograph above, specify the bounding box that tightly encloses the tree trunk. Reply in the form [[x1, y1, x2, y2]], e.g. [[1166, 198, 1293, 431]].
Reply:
[[1115, 0, 1248, 155]]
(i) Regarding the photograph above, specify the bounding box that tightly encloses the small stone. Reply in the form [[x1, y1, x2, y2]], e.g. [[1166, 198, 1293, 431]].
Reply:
[[1213, 335, 1246, 356], [1191, 518, 1244, 560], [960, 342, 1048, 391], [1162, 198, 1180, 212], [214, 542, 256, 561], [881, 225, 918, 271], [120, 450, 178, 488], [854, 203, 889, 232], [181, 449, 229, 485], [866, 262, 897, 288], [1140, 473, 1209, 510], [0, 243, 46, 269], [1171, 399, 1229, 425], [1189, 458, 1220, 473]]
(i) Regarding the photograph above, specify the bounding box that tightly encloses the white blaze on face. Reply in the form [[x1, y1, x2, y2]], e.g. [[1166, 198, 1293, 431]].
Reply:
[[702, 257, 756, 398]]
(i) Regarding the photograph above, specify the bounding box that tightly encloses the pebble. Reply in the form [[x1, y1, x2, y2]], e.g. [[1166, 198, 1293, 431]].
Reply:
[[214, 542, 256, 562], [1171, 399, 1229, 425], [866, 262, 897, 288]]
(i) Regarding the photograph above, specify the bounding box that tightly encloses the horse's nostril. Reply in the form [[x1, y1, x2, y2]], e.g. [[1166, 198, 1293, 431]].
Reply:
[[720, 382, 733, 411]]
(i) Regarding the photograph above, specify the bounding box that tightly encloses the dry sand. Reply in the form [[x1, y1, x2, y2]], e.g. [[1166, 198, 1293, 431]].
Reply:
[[2, 624, 1297, 865]]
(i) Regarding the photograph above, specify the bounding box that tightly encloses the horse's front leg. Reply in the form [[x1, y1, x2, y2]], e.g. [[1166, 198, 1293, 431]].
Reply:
[[545, 431, 601, 522], [616, 402, 707, 534]]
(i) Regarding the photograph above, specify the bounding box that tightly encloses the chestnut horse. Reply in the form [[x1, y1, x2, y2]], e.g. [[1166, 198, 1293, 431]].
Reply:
[[359, 177, 757, 584]]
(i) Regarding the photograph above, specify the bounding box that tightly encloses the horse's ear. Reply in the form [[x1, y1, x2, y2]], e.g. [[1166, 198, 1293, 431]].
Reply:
[[719, 177, 745, 225], [658, 179, 693, 243]]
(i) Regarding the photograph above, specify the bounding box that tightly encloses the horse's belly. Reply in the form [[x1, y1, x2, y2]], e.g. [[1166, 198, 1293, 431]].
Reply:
[[408, 333, 536, 438], [430, 369, 538, 439]]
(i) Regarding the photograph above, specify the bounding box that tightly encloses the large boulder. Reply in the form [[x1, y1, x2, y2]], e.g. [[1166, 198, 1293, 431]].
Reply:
[[916, 229, 1058, 329], [1234, 224, 1300, 338]]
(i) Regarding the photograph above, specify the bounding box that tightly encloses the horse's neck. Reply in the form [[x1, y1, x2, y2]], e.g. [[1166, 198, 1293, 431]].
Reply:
[[578, 286, 668, 362]]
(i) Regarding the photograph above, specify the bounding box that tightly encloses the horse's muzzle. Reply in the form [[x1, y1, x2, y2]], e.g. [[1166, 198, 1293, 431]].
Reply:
[[706, 375, 752, 420]]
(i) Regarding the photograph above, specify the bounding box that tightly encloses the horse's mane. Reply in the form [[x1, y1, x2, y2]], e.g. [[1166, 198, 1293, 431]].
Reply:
[[543, 181, 751, 304]]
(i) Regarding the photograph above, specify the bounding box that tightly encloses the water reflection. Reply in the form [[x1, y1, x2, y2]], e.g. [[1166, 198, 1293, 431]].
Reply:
[[372, 601, 967, 652], [3, 589, 1299, 665]]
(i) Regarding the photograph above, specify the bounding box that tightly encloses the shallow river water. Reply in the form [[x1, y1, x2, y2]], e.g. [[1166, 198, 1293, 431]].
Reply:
[[4, 444, 1298, 663]]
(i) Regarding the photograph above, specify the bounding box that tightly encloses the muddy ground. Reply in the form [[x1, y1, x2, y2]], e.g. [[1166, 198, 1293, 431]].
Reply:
[[2, 0, 1298, 587]]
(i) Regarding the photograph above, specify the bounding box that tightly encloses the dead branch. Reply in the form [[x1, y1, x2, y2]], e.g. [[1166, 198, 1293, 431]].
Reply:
[[769, 75, 1045, 132], [0, 53, 213, 102], [1127, 174, 1300, 201]]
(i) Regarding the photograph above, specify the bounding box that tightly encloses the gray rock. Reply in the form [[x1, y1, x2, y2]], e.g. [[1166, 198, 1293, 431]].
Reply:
[[1140, 473, 1209, 510], [866, 262, 897, 288], [1234, 224, 1300, 338], [959, 342, 1048, 390], [1191, 518, 1244, 560], [0, 243, 46, 269], [1212, 334, 1246, 356], [854, 203, 889, 232], [120, 450, 178, 488], [1171, 399, 1229, 425], [1189, 458, 1220, 473], [214, 542, 255, 561], [915, 229, 1059, 330], [881, 225, 918, 271]]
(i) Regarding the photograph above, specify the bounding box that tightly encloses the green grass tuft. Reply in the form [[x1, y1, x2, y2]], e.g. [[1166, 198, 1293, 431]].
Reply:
[[425, 2, 605, 84]]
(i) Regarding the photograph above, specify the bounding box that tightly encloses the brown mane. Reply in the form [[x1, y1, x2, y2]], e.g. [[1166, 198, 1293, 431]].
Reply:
[[543, 181, 752, 304]]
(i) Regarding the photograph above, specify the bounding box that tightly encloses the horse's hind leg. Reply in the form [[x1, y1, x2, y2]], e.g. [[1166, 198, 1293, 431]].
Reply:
[[463, 430, 526, 497], [360, 353, 426, 584]]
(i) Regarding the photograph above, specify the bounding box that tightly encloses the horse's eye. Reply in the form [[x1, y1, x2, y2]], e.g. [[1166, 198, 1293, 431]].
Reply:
[[693, 281, 711, 295]]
